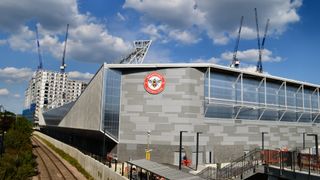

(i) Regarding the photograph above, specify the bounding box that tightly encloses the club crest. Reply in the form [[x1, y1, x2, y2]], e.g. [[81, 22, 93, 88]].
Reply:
[[144, 72, 165, 94]]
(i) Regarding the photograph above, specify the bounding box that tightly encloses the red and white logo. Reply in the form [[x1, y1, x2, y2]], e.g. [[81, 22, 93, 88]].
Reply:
[[144, 72, 166, 94]]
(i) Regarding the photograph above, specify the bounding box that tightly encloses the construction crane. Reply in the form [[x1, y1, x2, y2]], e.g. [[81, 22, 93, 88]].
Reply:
[[258, 19, 270, 73], [35, 26, 43, 70], [255, 8, 270, 73], [118, 40, 152, 64], [231, 16, 244, 68], [60, 24, 69, 73], [254, 8, 262, 73]]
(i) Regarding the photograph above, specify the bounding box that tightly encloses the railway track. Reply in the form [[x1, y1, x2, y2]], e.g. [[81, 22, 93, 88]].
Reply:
[[32, 136, 79, 180]]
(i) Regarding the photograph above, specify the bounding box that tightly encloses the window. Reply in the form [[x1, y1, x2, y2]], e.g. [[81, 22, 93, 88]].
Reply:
[[102, 68, 121, 139], [204, 68, 320, 123]]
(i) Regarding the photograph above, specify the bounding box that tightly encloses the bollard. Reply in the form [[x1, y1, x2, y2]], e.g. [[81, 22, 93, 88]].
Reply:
[[115, 159, 117, 172], [121, 162, 124, 176]]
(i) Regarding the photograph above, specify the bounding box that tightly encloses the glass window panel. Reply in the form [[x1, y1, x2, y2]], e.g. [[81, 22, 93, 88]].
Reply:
[[102, 68, 121, 139], [204, 69, 320, 123]]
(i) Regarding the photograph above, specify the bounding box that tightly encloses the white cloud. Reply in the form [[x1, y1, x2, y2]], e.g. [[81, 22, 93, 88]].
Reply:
[[240, 65, 269, 75], [124, 0, 302, 45], [143, 48, 172, 63], [168, 29, 200, 44], [0, 39, 6, 45], [8, 26, 34, 51], [13, 94, 21, 98], [141, 24, 200, 44], [117, 12, 126, 21], [67, 71, 94, 82], [0, 67, 34, 83], [191, 57, 220, 64], [141, 24, 163, 41], [0, 88, 9, 96], [221, 49, 282, 62], [123, 0, 205, 28], [0, 0, 132, 64]]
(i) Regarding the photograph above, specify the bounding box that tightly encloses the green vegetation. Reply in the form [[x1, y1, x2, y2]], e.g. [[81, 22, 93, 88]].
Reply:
[[35, 135, 94, 180], [0, 114, 37, 180]]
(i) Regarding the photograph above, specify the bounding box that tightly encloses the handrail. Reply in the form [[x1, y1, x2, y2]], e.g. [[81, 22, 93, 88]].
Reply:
[[217, 148, 262, 179]]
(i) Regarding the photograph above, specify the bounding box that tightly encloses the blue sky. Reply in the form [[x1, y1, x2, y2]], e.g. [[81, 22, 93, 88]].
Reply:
[[0, 0, 319, 113]]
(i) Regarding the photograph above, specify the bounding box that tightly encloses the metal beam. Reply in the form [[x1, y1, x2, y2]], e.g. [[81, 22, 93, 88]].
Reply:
[[313, 113, 320, 123], [297, 112, 305, 122], [264, 77, 267, 106], [258, 108, 267, 120], [302, 85, 305, 110], [277, 81, 286, 94], [311, 88, 319, 112], [233, 73, 242, 104], [284, 82, 287, 108], [279, 111, 287, 121], [240, 74, 243, 104], [257, 77, 266, 106], [234, 106, 244, 120], [318, 88, 320, 112], [208, 67, 211, 102]]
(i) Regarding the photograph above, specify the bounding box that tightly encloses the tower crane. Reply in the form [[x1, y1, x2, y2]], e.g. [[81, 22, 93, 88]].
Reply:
[[257, 19, 270, 73], [254, 8, 261, 73], [60, 24, 69, 73], [255, 8, 270, 73], [35, 26, 43, 70], [231, 16, 244, 68]]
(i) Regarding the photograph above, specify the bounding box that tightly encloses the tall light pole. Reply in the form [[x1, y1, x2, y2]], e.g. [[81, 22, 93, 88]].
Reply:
[[261, 132, 268, 150], [307, 134, 318, 157], [146, 130, 151, 160], [179, 131, 187, 170], [261, 132, 268, 164], [196, 132, 202, 171]]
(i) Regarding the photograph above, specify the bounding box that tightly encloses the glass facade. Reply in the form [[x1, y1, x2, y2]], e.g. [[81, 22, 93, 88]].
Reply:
[[102, 68, 121, 140], [204, 68, 320, 123]]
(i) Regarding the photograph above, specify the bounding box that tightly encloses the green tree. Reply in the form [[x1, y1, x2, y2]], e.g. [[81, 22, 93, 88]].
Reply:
[[0, 115, 36, 180]]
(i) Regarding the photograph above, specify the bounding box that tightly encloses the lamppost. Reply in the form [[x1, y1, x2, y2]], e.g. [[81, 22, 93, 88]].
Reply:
[[261, 132, 268, 164], [196, 132, 202, 171], [261, 132, 268, 150], [145, 130, 151, 160], [179, 131, 187, 170], [307, 133, 318, 157]]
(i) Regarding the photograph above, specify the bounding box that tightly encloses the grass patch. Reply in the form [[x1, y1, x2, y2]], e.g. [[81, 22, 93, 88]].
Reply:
[[34, 134, 94, 180]]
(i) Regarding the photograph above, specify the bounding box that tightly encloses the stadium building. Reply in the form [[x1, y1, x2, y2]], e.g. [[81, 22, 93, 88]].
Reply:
[[39, 63, 320, 165]]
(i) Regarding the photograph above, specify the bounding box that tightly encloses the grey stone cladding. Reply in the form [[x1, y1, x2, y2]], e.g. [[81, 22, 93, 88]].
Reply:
[[118, 67, 320, 164]]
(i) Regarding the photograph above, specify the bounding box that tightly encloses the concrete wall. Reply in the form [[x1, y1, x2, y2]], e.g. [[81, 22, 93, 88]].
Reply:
[[118, 67, 320, 164], [34, 131, 127, 180], [59, 66, 104, 131], [119, 67, 208, 163]]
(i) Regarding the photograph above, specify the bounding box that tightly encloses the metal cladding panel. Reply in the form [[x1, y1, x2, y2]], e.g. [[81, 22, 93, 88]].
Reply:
[[58, 66, 104, 130], [43, 102, 75, 126]]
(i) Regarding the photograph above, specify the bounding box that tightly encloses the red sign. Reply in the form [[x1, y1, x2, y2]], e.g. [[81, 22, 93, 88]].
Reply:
[[144, 72, 166, 94]]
